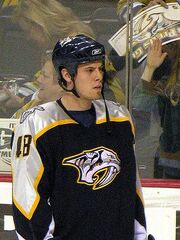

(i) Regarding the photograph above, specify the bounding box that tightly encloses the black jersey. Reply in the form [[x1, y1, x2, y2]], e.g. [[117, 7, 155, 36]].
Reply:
[[11, 99, 147, 240]]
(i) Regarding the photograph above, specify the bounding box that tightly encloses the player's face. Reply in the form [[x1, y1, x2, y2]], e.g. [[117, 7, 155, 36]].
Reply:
[[74, 60, 104, 101]]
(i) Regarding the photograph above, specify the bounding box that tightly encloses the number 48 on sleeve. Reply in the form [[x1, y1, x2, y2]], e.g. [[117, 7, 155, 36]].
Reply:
[[16, 135, 32, 158]]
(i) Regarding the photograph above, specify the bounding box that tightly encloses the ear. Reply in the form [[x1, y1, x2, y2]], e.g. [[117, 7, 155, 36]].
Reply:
[[61, 68, 72, 84]]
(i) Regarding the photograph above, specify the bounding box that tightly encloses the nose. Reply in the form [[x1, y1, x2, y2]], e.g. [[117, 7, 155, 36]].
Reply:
[[94, 69, 103, 81]]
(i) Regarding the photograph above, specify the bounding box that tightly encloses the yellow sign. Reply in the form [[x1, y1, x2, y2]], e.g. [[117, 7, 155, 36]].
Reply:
[[109, 3, 180, 63]]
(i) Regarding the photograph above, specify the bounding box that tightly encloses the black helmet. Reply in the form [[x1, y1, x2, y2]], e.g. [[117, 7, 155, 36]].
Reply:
[[52, 34, 106, 96]]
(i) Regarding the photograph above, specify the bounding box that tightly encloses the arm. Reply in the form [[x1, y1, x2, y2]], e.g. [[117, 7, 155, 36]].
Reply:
[[134, 174, 156, 240], [132, 38, 167, 111], [134, 168, 148, 240], [11, 114, 55, 239], [132, 80, 158, 112], [141, 38, 167, 82]]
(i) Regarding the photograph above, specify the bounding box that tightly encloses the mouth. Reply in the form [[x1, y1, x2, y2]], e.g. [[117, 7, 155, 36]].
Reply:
[[94, 85, 102, 90]]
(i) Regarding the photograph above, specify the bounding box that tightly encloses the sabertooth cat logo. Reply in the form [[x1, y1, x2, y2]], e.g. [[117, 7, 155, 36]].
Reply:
[[62, 146, 121, 190]]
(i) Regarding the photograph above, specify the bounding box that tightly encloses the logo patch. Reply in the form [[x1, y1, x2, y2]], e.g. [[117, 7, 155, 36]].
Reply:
[[20, 106, 44, 123], [62, 146, 121, 190], [92, 48, 102, 55]]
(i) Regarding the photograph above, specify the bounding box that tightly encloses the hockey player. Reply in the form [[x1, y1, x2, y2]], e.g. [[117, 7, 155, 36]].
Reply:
[[11, 34, 148, 239]]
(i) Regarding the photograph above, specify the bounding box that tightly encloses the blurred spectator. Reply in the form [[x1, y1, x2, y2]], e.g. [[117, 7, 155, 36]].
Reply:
[[133, 38, 180, 178], [0, 0, 125, 118], [12, 51, 64, 118], [13, 0, 124, 102], [112, 0, 180, 179], [0, 1, 40, 116], [111, 0, 177, 71], [0, 0, 94, 117], [12, 0, 95, 49]]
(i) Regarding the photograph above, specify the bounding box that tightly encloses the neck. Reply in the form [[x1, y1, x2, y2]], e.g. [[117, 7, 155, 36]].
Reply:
[[61, 93, 92, 111]]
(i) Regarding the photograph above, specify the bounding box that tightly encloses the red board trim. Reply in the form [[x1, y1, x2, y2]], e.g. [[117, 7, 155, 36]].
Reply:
[[1, 174, 180, 188]]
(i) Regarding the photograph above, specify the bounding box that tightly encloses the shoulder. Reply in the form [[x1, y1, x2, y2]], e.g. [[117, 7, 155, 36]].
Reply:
[[94, 99, 131, 118], [19, 101, 57, 123], [94, 99, 135, 134], [15, 101, 66, 136]]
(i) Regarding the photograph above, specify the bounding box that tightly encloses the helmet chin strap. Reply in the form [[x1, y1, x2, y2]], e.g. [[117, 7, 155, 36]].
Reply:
[[71, 76, 110, 135], [58, 76, 80, 98], [71, 77, 80, 98]]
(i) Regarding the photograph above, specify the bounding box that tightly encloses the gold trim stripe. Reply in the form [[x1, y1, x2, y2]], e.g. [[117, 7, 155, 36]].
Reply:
[[13, 164, 44, 220], [34, 119, 78, 142], [96, 116, 135, 136]]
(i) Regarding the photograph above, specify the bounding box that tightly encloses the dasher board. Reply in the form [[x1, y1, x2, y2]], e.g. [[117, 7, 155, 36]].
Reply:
[[0, 118, 18, 174]]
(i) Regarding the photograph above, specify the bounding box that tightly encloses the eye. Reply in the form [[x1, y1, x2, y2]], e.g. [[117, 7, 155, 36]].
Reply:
[[86, 68, 94, 73]]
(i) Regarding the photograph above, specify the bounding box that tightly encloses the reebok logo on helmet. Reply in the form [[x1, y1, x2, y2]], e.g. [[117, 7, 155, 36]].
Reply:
[[92, 48, 103, 56]]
